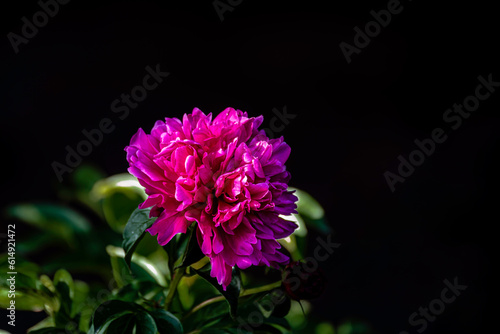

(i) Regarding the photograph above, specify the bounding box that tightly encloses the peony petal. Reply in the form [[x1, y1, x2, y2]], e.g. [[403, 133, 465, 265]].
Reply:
[[125, 107, 298, 290], [147, 211, 191, 246]]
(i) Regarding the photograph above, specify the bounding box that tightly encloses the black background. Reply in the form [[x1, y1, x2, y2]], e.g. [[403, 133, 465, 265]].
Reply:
[[1, 0, 498, 333]]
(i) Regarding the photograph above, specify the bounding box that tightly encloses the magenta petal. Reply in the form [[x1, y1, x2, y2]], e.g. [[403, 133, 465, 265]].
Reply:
[[211, 254, 232, 289], [147, 211, 190, 246], [271, 141, 291, 164], [138, 194, 161, 210], [212, 229, 224, 254], [174, 182, 193, 208], [125, 107, 298, 290]]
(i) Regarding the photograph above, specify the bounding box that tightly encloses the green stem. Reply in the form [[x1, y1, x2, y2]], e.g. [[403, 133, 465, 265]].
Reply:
[[164, 266, 186, 310], [240, 280, 282, 297], [183, 280, 282, 319]]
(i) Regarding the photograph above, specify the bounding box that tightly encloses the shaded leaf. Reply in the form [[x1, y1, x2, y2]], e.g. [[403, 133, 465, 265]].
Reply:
[[72, 164, 106, 194], [16, 231, 60, 255], [122, 208, 156, 269], [181, 299, 230, 332], [289, 187, 331, 234], [6, 203, 91, 243], [71, 280, 90, 318], [193, 267, 241, 318], [271, 293, 291, 318], [53, 269, 74, 299], [149, 309, 183, 334], [106, 245, 167, 287], [0, 289, 45, 311], [113, 280, 164, 304], [27, 316, 56, 332], [176, 223, 205, 269], [53, 280, 74, 328], [91, 173, 147, 201], [163, 233, 189, 274], [8, 271, 37, 290], [134, 311, 158, 334], [104, 313, 135, 334], [89, 300, 140, 333], [177, 272, 218, 311], [103, 191, 145, 233]]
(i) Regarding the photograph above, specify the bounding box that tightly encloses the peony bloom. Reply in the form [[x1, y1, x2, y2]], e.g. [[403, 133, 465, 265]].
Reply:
[[125, 107, 297, 289]]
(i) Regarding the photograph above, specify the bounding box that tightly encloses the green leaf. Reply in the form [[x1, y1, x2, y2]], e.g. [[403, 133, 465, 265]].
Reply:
[[122, 208, 156, 269], [290, 187, 331, 234], [89, 300, 164, 334], [113, 280, 165, 304], [271, 293, 291, 318], [106, 245, 167, 287], [53, 281, 73, 328], [10, 271, 37, 290], [27, 316, 56, 332], [108, 248, 134, 288], [91, 173, 147, 201], [163, 233, 188, 274], [148, 309, 183, 334], [134, 311, 158, 334], [72, 164, 106, 194], [0, 289, 46, 311], [53, 269, 74, 299], [103, 191, 146, 233], [249, 289, 290, 319], [16, 231, 60, 255], [38, 274, 56, 295], [91, 173, 148, 233], [6, 203, 91, 243], [104, 313, 135, 334], [89, 300, 140, 333], [181, 299, 230, 332], [71, 280, 90, 319], [175, 223, 205, 269], [177, 272, 218, 311], [193, 267, 241, 319], [39, 227, 121, 275]]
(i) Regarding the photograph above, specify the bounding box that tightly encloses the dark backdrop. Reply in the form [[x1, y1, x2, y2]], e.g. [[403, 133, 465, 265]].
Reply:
[[1, 0, 497, 333]]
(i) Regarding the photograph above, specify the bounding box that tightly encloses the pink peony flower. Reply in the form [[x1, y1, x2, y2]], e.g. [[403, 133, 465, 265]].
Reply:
[[125, 107, 298, 289]]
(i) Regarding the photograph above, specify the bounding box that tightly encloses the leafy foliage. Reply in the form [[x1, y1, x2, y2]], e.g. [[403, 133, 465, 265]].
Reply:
[[1, 165, 337, 333]]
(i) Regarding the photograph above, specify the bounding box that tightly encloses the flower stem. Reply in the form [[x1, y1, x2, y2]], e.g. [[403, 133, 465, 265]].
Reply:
[[240, 280, 282, 297], [183, 280, 282, 319], [164, 266, 186, 310]]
